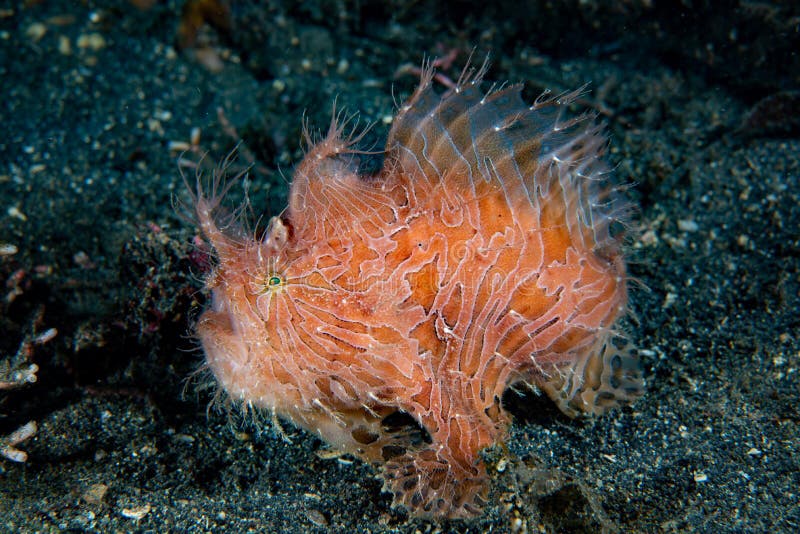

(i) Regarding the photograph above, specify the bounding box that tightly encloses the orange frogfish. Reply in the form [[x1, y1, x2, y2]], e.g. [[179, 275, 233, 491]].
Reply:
[[190, 62, 644, 519]]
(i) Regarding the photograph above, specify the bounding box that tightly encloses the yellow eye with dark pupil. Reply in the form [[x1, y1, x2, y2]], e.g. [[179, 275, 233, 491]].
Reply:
[[267, 275, 282, 287]]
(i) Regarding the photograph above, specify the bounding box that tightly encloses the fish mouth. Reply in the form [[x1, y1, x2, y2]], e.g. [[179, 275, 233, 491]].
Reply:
[[196, 292, 251, 402]]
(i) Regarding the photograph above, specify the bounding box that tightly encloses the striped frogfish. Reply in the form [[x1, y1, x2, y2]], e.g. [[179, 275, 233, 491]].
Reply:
[[190, 61, 644, 518]]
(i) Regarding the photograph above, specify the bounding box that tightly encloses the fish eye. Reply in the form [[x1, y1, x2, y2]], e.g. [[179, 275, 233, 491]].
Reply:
[[258, 272, 285, 294]]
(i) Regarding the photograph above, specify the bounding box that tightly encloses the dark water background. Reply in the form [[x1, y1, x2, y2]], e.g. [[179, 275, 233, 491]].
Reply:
[[1, 1, 798, 531]]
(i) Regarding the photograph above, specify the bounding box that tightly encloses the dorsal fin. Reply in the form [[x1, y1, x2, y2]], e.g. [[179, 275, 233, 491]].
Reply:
[[385, 63, 622, 254], [287, 109, 396, 244]]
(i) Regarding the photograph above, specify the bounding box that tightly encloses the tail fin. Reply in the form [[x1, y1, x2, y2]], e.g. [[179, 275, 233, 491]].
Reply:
[[538, 334, 644, 417]]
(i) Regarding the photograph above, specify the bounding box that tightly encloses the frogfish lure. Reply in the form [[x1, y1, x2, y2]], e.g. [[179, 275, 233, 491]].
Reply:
[[189, 61, 644, 518]]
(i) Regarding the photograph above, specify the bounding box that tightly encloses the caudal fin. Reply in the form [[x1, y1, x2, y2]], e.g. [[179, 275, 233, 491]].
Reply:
[[538, 334, 644, 417]]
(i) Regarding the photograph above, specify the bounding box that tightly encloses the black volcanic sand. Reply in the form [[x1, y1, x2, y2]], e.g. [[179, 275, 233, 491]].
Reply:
[[1, 1, 798, 532]]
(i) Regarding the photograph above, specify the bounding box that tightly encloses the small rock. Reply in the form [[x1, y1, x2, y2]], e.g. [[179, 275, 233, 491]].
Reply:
[[305, 508, 328, 527], [25, 23, 47, 42], [76, 33, 106, 51], [121, 504, 151, 520], [83, 483, 108, 505]]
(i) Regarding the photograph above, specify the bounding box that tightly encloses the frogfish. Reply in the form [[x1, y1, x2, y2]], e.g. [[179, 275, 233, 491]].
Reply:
[[190, 62, 644, 519]]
